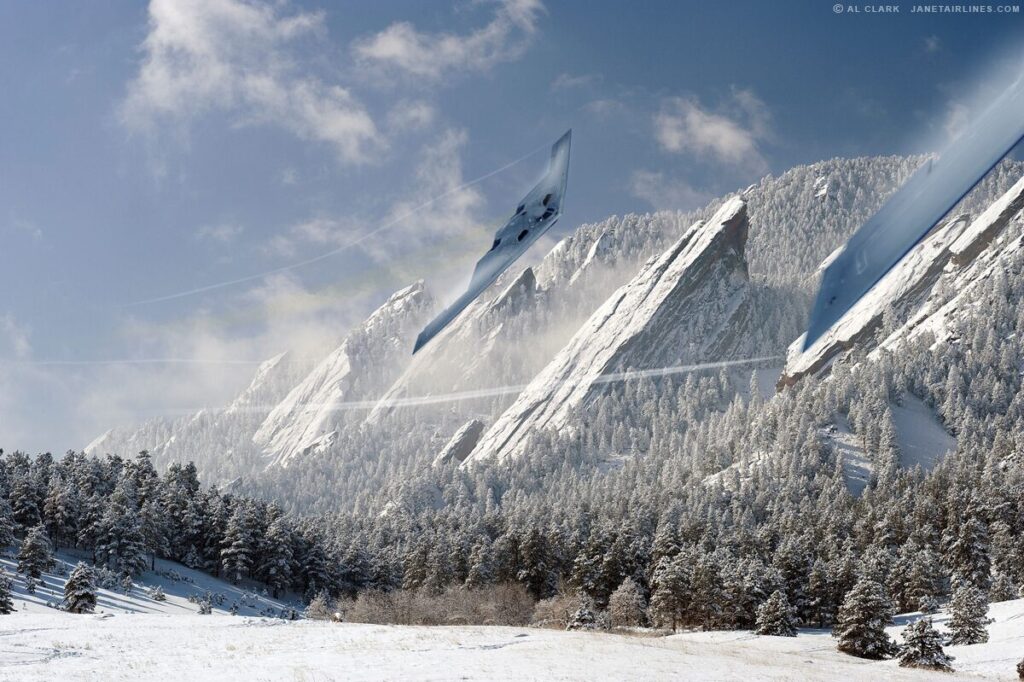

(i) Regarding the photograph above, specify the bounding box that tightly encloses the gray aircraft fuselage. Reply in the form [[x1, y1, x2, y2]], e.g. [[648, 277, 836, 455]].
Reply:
[[413, 130, 571, 354], [803, 67, 1024, 351]]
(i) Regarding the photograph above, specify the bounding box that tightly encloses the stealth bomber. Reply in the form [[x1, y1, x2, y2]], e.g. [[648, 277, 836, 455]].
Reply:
[[803, 68, 1024, 351], [413, 130, 572, 354]]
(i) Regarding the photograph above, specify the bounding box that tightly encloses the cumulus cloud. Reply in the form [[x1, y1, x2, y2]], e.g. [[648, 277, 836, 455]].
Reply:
[[654, 88, 771, 172], [387, 99, 437, 132], [353, 0, 543, 81], [195, 222, 244, 243], [120, 0, 382, 164], [629, 170, 710, 211], [268, 129, 485, 265]]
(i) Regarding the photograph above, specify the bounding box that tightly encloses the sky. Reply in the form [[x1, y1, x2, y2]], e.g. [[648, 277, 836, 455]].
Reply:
[[1, 0, 1023, 453]]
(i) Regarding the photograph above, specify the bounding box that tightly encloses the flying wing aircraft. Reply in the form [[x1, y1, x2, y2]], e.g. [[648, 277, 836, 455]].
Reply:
[[803, 68, 1024, 351], [413, 130, 572, 354]]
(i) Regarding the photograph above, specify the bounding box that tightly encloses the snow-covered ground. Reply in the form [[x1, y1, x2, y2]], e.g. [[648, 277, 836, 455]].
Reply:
[[0, 550, 296, 617], [891, 394, 956, 471], [0, 596, 1020, 681]]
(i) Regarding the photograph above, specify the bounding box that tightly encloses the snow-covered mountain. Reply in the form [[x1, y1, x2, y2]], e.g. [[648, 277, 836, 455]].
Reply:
[[85, 156, 1024, 513], [782, 175, 1024, 385], [465, 197, 754, 464], [85, 350, 306, 479], [254, 282, 434, 467]]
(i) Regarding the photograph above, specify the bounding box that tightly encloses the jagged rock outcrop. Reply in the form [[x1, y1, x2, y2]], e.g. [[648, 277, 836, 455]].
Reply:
[[464, 197, 753, 465], [781, 176, 1024, 386], [253, 282, 434, 467], [432, 419, 485, 467]]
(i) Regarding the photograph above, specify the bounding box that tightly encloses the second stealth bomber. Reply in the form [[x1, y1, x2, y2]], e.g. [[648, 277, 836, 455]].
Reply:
[[413, 130, 572, 354], [803, 66, 1024, 351]]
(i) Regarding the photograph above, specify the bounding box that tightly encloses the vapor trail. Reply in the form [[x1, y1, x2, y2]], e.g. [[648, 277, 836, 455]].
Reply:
[[0, 358, 267, 367], [124, 143, 550, 307], [145, 355, 784, 415]]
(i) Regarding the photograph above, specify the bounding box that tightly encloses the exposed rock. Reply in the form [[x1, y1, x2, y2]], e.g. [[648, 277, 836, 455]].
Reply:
[[433, 419, 485, 467], [465, 197, 752, 465], [781, 175, 1024, 387], [253, 282, 434, 467]]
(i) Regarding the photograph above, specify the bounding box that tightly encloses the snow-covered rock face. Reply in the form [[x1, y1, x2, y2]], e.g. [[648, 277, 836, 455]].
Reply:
[[432, 419, 485, 467], [464, 197, 753, 465], [781, 175, 1024, 387], [254, 282, 434, 468]]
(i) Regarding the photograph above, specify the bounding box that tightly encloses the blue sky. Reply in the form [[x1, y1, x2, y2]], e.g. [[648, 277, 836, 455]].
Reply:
[[1, 0, 1022, 452]]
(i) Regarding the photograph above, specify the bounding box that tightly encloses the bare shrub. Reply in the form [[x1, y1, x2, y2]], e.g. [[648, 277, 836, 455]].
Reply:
[[343, 584, 534, 626], [532, 591, 590, 629]]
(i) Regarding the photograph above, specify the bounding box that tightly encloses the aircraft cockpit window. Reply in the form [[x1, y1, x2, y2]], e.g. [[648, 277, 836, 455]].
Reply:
[[491, 238, 501, 250], [542, 193, 553, 206]]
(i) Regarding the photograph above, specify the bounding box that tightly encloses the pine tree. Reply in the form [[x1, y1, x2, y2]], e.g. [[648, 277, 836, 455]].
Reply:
[[1016, 657, 1024, 680], [63, 562, 97, 614], [95, 482, 148, 577], [464, 541, 493, 589], [755, 590, 798, 637], [899, 618, 953, 672], [944, 516, 992, 591], [517, 527, 557, 600], [9, 474, 41, 531], [834, 577, 897, 659], [948, 585, 990, 645], [0, 569, 14, 614], [565, 594, 600, 630], [608, 577, 646, 627], [649, 554, 690, 631], [0, 499, 17, 551], [259, 516, 294, 599], [220, 504, 256, 584], [42, 475, 78, 548], [17, 525, 54, 579]]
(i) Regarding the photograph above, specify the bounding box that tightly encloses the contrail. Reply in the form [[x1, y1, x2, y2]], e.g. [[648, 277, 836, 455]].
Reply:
[[144, 355, 784, 415], [1, 358, 267, 367], [124, 143, 550, 307]]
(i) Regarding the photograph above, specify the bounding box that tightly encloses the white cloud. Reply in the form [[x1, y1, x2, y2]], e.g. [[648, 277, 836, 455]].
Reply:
[[387, 100, 437, 132], [629, 170, 710, 211], [353, 0, 543, 81], [7, 216, 43, 240], [654, 89, 771, 171], [550, 72, 599, 91], [271, 129, 484, 260], [195, 222, 244, 243], [0, 314, 31, 360], [943, 100, 970, 140], [120, 0, 382, 164]]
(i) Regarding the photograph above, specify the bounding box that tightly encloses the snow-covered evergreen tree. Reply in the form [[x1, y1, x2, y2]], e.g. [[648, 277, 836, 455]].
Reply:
[[948, 585, 990, 645], [755, 590, 798, 637], [16, 525, 53, 579], [899, 618, 953, 672], [0, 569, 14, 614], [62, 562, 97, 614], [259, 515, 294, 599], [834, 577, 897, 659], [220, 503, 256, 584]]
